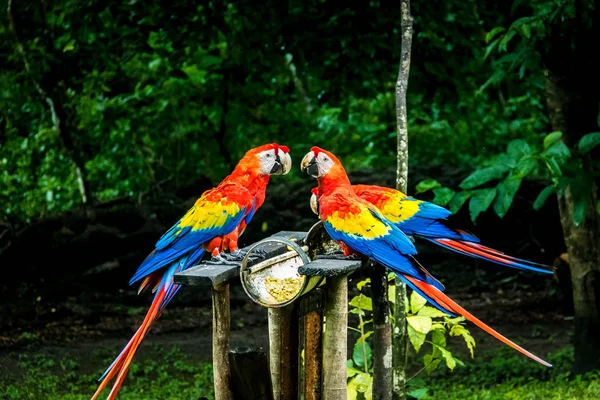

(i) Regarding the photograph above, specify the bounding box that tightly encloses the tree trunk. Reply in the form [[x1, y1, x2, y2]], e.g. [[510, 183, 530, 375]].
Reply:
[[544, 67, 600, 373], [393, 1, 413, 398]]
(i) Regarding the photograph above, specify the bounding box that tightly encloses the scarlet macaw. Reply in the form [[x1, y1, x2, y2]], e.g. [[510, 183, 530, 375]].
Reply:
[[309, 185, 552, 274], [92, 143, 292, 400], [301, 146, 551, 367]]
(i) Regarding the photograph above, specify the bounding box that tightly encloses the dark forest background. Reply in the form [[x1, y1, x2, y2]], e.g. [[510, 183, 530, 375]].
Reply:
[[1, 0, 599, 399]]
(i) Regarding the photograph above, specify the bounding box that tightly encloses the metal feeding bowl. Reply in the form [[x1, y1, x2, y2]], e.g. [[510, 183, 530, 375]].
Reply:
[[240, 225, 328, 308]]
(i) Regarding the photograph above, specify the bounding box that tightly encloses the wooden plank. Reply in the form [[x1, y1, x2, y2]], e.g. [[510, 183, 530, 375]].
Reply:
[[174, 231, 307, 287], [212, 283, 232, 400], [323, 276, 348, 400], [298, 258, 362, 277], [268, 305, 299, 400], [229, 347, 274, 400], [370, 263, 392, 400]]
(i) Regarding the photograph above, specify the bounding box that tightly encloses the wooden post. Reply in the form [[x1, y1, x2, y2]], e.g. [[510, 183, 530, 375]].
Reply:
[[268, 305, 298, 400], [393, 1, 413, 399], [300, 288, 324, 400], [323, 276, 348, 400], [212, 283, 232, 400], [229, 347, 273, 400], [371, 264, 392, 400]]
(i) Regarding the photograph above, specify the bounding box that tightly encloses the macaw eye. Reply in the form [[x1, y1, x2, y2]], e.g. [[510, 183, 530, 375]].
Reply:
[[266, 153, 272, 158], [323, 156, 329, 162]]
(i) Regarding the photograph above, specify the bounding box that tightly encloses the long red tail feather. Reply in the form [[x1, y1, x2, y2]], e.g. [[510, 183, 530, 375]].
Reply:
[[434, 239, 552, 274], [91, 288, 168, 400], [404, 275, 552, 367]]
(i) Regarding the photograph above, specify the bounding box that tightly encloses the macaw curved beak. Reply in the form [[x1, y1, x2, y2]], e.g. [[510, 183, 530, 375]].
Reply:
[[301, 152, 319, 178], [271, 152, 292, 175]]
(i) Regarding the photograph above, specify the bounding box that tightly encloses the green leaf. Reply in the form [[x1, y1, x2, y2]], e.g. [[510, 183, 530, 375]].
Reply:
[[570, 175, 593, 227], [416, 179, 441, 194], [543, 156, 562, 177], [407, 316, 433, 335], [432, 329, 446, 348], [408, 388, 429, 399], [578, 132, 600, 153], [597, 201, 600, 216], [423, 354, 442, 375], [410, 291, 427, 314], [353, 372, 373, 393], [483, 37, 501, 60], [513, 157, 538, 178], [450, 324, 476, 358], [485, 27, 506, 43], [349, 294, 372, 311], [493, 176, 522, 218], [459, 168, 504, 189], [494, 153, 517, 172], [417, 306, 449, 319], [533, 185, 555, 210], [357, 279, 370, 290], [356, 331, 373, 344], [347, 377, 358, 400], [543, 141, 571, 163], [469, 188, 497, 222], [430, 342, 457, 370], [518, 23, 531, 39], [182, 65, 207, 85], [353, 341, 372, 369], [63, 39, 76, 52], [507, 139, 531, 161], [388, 284, 396, 304], [347, 366, 362, 378], [432, 187, 456, 206], [449, 191, 473, 214], [544, 132, 563, 149], [498, 30, 517, 52], [407, 324, 427, 353]]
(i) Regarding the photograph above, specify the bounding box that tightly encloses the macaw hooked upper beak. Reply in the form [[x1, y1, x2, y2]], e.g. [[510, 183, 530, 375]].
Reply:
[[270, 152, 292, 175], [301, 152, 319, 178]]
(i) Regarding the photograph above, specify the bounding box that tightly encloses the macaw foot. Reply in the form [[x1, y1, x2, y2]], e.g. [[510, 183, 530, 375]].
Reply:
[[206, 252, 243, 266], [314, 251, 361, 261]]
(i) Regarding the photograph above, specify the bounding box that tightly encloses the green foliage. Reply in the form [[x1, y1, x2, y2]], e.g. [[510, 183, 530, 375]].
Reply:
[[417, 131, 600, 226], [0, 346, 214, 399], [346, 275, 476, 399], [1, 0, 554, 222]]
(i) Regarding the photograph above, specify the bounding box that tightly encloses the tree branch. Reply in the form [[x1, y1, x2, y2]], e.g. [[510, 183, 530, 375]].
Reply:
[[393, 1, 413, 399]]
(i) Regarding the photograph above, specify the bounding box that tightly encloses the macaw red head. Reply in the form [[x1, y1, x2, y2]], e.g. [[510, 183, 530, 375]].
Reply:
[[243, 143, 292, 176], [309, 187, 319, 216], [300, 146, 345, 179]]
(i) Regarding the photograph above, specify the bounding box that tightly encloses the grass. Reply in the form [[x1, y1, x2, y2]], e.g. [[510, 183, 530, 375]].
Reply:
[[0, 346, 214, 400], [416, 346, 600, 399], [2, 344, 600, 399]]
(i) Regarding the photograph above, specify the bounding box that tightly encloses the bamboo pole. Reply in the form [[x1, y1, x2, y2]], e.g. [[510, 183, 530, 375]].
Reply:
[[323, 276, 348, 400], [212, 283, 232, 400], [393, 1, 413, 399]]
